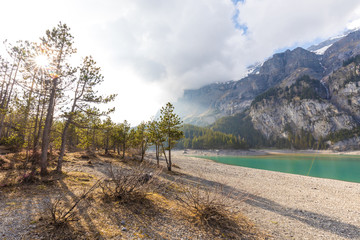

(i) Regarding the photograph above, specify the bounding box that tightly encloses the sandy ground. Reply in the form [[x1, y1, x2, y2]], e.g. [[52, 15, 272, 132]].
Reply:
[[169, 149, 360, 240]]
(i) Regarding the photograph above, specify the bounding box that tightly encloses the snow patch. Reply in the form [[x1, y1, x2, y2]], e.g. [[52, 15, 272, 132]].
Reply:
[[241, 61, 263, 78], [313, 44, 333, 55], [215, 80, 234, 85], [329, 34, 346, 41]]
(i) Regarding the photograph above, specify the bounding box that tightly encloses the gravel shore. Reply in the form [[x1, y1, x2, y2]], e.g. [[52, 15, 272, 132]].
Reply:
[[171, 150, 360, 240]]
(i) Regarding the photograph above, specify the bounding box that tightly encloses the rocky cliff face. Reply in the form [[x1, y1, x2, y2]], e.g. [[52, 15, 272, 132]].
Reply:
[[325, 63, 360, 122], [249, 98, 357, 139], [249, 58, 360, 140]]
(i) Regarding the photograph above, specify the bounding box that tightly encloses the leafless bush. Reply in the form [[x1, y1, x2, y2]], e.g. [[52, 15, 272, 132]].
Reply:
[[47, 197, 78, 226], [176, 183, 259, 239], [18, 171, 39, 184], [0, 155, 12, 170], [47, 180, 100, 227], [0, 155, 7, 166], [177, 184, 234, 225], [100, 162, 160, 203]]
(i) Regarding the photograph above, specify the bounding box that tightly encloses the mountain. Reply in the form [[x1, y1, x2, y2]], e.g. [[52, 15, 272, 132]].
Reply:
[[175, 29, 360, 149], [176, 46, 324, 126]]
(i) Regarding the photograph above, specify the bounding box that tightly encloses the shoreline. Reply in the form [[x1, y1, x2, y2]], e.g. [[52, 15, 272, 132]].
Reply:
[[169, 151, 360, 239], [181, 148, 360, 156]]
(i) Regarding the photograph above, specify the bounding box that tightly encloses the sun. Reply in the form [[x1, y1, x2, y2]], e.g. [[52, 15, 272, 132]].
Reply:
[[34, 54, 49, 68]]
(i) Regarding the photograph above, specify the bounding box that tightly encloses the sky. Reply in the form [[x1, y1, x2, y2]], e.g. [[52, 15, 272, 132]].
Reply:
[[1, 0, 360, 125]]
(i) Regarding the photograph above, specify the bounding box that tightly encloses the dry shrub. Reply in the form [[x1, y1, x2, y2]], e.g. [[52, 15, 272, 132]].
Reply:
[[0, 155, 11, 169], [47, 197, 79, 227], [46, 180, 100, 227], [18, 171, 39, 184], [177, 184, 261, 239], [177, 184, 235, 226], [0, 153, 25, 170], [100, 162, 160, 203]]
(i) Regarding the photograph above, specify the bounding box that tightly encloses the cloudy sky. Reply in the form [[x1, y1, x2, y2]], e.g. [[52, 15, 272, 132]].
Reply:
[[1, 0, 360, 125]]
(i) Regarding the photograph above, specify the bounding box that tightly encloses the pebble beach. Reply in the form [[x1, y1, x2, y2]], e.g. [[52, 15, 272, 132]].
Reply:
[[171, 149, 360, 239]]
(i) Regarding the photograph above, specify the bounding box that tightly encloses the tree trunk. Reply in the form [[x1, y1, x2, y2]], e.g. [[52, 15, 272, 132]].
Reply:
[[105, 136, 109, 154], [40, 77, 58, 176], [34, 93, 46, 152], [0, 60, 19, 138], [141, 151, 145, 161], [33, 82, 47, 154], [140, 141, 146, 162], [5, 112, 13, 138], [0, 64, 8, 103], [92, 128, 96, 151], [0, 64, 13, 137], [161, 142, 168, 168], [167, 132, 172, 171], [122, 135, 126, 159], [56, 119, 71, 173], [19, 74, 36, 141], [156, 144, 160, 167], [32, 92, 41, 151], [30, 84, 46, 173], [168, 148, 172, 171]]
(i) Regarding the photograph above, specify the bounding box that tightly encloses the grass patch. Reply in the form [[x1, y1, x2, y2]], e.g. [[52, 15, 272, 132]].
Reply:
[[64, 171, 96, 185]]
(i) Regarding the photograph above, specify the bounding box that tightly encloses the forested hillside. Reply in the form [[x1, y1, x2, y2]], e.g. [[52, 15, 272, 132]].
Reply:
[[177, 124, 248, 150], [210, 112, 266, 148], [210, 111, 329, 150]]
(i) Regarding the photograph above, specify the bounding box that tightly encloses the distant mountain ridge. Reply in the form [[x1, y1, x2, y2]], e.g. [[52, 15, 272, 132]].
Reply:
[[175, 29, 360, 149]]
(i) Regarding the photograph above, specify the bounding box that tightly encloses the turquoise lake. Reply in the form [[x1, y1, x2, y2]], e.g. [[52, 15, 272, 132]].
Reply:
[[196, 154, 360, 183]]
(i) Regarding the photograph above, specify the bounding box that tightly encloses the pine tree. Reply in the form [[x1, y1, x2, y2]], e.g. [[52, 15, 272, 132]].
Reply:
[[159, 102, 183, 171], [39, 23, 77, 176], [56, 56, 115, 173], [102, 117, 115, 155], [115, 120, 131, 159], [132, 122, 148, 162], [147, 119, 163, 166]]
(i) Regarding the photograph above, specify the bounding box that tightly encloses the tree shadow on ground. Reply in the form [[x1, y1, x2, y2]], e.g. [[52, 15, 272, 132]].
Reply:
[[55, 179, 103, 239], [101, 195, 175, 239], [0, 173, 90, 240]]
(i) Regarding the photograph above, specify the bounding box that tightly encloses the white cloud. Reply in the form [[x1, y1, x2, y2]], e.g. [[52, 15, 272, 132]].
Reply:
[[1, 0, 360, 125], [237, 0, 360, 54]]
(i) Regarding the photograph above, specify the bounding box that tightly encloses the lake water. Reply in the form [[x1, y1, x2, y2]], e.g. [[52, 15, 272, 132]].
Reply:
[[196, 154, 360, 183]]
